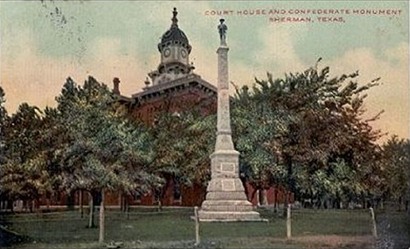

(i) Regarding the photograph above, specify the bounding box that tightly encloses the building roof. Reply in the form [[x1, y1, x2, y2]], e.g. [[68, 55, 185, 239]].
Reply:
[[131, 73, 216, 104]]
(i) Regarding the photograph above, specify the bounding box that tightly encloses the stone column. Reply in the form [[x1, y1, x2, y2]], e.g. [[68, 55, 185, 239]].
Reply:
[[198, 20, 261, 222]]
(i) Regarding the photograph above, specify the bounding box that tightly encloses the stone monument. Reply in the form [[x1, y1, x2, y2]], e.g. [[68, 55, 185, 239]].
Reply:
[[198, 19, 261, 221]]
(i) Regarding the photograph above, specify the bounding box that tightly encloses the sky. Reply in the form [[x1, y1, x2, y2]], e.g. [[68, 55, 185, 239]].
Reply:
[[0, 1, 408, 142]]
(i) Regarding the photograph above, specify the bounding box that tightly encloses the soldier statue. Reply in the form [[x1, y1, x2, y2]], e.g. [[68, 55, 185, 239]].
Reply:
[[218, 19, 227, 45]]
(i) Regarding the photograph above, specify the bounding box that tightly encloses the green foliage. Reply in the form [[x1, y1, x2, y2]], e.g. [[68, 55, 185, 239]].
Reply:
[[0, 156, 51, 200], [0, 86, 8, 164], [381, 136, 410, 201], [55, 76, 160, 195], [232, 65, 383, 203], [296, 159, 364, 200], [232, 85, 288, 189], [0, 103, 52, 201], [0, 87, 7, 124], [148, 111, 216, 189]]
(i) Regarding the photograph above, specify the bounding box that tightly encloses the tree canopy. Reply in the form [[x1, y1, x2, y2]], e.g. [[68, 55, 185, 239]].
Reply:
[[232, 65, 385, 206], [54, 77, 159, 196]]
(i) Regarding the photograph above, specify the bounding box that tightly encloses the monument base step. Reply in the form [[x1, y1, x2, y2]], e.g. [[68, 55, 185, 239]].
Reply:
[[197, 210, 264, 222], [205, 191, 249, 200], [201, 200, 255, 212]]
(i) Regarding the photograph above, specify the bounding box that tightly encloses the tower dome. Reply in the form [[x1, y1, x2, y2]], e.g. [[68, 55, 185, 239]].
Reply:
[[158, 8, 192, 53], [148, 8, 194, 86]]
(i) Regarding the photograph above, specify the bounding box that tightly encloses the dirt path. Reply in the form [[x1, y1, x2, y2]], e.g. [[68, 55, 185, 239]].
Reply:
[[375, 211, 410, 249], [291, 235, 375, 249]]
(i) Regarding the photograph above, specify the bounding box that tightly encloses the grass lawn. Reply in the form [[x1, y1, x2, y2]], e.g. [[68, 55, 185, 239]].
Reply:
[[1, 207, 392, 249]]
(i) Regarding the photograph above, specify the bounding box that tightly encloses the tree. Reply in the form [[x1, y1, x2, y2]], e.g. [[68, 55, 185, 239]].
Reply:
[[381, 136, 410, 210], [231, 64, 383, 209], [232, 85, 287, 205], [55, 76, 160, 242], [147, 110, 215, 208], [39, 107, 71, 209], [0, 87, 7, 208], [0, 86, 8, 165], [0, 103, 52, 211]]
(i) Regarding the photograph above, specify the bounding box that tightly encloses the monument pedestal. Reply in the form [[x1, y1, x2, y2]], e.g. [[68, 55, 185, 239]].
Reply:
[[198, 150, 261, 222]]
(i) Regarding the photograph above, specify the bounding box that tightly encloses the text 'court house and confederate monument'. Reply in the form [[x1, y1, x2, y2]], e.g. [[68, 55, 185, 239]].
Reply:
[[198, 19, 262, 222]]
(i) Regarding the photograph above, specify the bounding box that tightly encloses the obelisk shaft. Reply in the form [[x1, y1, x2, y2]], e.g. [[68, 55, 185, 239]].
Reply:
[[215, 46, 235, 152]]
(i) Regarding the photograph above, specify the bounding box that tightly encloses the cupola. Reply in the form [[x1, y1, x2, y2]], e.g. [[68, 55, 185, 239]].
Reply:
[[148, 8, 194, 86]]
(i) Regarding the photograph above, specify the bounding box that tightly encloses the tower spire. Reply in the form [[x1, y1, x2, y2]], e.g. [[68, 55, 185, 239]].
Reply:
[[171, 7, 178, 27]]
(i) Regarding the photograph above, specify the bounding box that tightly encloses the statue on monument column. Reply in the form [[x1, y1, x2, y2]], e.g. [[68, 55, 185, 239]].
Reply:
[[218, 18, 227, 45]]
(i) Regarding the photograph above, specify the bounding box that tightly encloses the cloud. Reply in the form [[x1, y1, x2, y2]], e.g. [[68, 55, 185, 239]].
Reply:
[[0, 33, 154, 113], [252, 23, 309, 79], [81, 37, 157, 95], [1, 31, 75, 113], [327, 42, 409, 141]]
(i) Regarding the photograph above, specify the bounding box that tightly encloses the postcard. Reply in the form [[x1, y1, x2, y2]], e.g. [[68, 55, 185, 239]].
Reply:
[[0, 1, 408, 249]]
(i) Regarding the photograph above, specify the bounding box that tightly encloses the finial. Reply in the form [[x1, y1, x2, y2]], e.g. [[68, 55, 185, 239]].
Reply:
[[113, 77, 120, 95], [218, 18, 227, 46], [144, 77, 150, 86], [172, 7, 178, 27], [190, 62, 195, 71]]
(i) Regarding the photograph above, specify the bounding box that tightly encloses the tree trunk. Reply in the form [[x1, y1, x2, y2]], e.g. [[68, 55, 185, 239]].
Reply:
[[67, 191, 75, 211], [46, 197, 50, 210], [259, 189, 267, 206], [29, 200, 33, 213], [157, 199, 162, 212], [274, 188, 278, 213], [398, 196, 403, 211], [283, 190, 289, 217], [34, 199, 40, 214], [99, 189, 105, 243], [88, 192, 95, 228], [119, 191, 124, 212], [249, 188, 258, 203], [79, 190, 83, 218], [284, 153, 294, 216], [7, 200, 13, 212], [126, 198, 130, 220], [156, 186, 165, 212], [241, 178, 250, 201]]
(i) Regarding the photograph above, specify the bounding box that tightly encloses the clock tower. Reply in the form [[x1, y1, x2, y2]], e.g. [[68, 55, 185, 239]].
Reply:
[[149, 8, 194, 85], [129, 7, 217, 127]]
